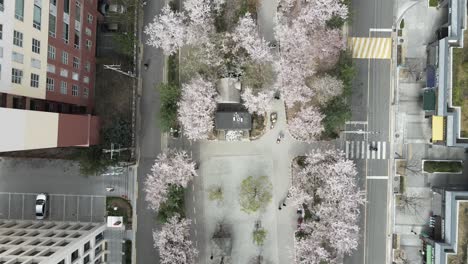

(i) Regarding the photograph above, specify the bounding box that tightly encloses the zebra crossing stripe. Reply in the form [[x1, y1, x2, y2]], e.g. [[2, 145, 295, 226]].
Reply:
[[367, 143, 371, 159], [377, 141, 381, 159], [346, 141, 350, 159], [361, 141, 365, 159], [350, 141, 354, 159], [382, 141, 386, 160], [371, 142, 376, 159]]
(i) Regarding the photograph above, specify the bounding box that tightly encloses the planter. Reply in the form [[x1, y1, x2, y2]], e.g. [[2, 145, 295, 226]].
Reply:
[[422, 160, 463, 174]]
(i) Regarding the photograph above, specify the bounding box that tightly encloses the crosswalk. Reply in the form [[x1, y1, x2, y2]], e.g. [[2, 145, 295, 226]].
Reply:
[[345, 141, 388, 160], [350, 37, 392, 59]]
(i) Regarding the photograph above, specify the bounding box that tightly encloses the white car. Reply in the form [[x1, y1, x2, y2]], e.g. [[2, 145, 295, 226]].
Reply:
[[108, 4, 126, 14], [35, 193, 48, 220]]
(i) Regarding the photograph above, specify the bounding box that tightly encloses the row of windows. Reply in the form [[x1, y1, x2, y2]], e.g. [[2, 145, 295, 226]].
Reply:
[[46, 77, 89, 97], [12, 30, 41, 54], [48, 45, 92, 72], [11, 68, 39, 88], [14, 0, 42, 30]]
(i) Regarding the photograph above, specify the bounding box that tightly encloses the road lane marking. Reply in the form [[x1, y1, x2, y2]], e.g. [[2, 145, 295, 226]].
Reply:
[[193, 207, 196, 214], [367, 143, 371, 159], [62, 196, 66, 221], [346, 141, 350, 159], [382, 142, 387, 159], [194, 218, 197, 225], [90, 196, 94, 222], [76, 197, 80, 221], [8, 193, 11, 219], [361, 141, 365, 159], [369, 28, 393, 32], [22, 194, 25, 220], [346, 121, 368, 125], [371, 142, 376, 159], [350, 37, 392, 59], [350, 141, 354, 159], [367, 176, 388, 180], [377, 141, 381, 159]]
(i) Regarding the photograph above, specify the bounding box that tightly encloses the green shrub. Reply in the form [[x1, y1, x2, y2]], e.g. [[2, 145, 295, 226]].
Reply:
[[326, 15, 345, 29], [168, 53, 179, 85], [423, 161, 463, 173], [321, 97, 352, 139], [252, 228, 267, 246], [158, 185, 185, 223], [158, 83, 181, 132], [429, 0, 438, 7], [76, 146, 115, 176], [400, 19, 405, 29]]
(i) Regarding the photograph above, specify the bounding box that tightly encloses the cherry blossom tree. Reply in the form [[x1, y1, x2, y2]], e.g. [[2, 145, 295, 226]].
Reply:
[[144, 5, 187, 55], [241, 88, 274, 114], [154, 215, 198, 264], [297, 0, 348, 28], [184, 0, 214, 45], [288, 106, 324, 142], [308, 74, 344, 105], [144, 150, 197, 211], [309, 28, 346, 67], [292, 149, 364, 262], [178, 76, 217, 141], [233, 13, 273, 63]]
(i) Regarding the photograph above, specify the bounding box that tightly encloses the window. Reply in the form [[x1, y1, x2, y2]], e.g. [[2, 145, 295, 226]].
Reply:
[[87, 14, 93, 24], [32, 39, 41, 54], [62, 51, 68, 64], [15, 0, 24, 21], [72, 84, 79, 96], [30, 73, 39, 88], [60, 68, 68, 77], [12, 52, 24, 64], [85, 61, 90, 72], [84, 241, 90, 252], [74, 30, 80, 49], [85, 27, 91, 36], [11, 68, 23, 84], [83, 87, 89, 98], [50, 0, 57, 5], [13, 31, 23, 47], [86, 40, 92, 50], [64, 0, 70, 14], [83, 76, 89, 84], [63, 23, 69, 43], [75, 1, 81, 22], [0, 47, 3, 58], [49, 14, 56, 37], [60, 81, 67, 94], [46, 78, 54, 91], [0, 24, 3, 39], [0, 0, 4, 12], [48, 45, 56, 59], [33, 4, 41, 30], [72, 72, 79, 80], [31, 58, 41, 69], [47, 64, 55, 73], [73, 57, 79, 69]]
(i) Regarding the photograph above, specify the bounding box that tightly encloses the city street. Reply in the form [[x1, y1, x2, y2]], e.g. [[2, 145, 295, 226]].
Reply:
[[344, 0, 394, 263]]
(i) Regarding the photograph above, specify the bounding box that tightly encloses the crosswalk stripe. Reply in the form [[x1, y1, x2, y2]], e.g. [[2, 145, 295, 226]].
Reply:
[[350, 37, 391, 59], [367, 143, 371, 159], [382, 141, 386, 159], [371, 142, 375, 159], [356, 141, 360, 159], [377, 141, 381, 159], [361, 141, 365, 159], [350, 141, 354, 159], [346, 141, 350, 159]]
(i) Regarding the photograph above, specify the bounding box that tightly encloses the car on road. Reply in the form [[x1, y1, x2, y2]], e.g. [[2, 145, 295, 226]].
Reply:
[[35, 193, 48, 220]]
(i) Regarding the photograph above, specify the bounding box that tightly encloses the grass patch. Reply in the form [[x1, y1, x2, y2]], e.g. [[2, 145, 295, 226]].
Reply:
[[250, 114, 266, 138], [106, 196, 133, 226], [429, 0, 438, 7], [400, 19, 405, 29], [423, 161, 463, 173], [158, 83, 181, 132], [168, 53, 179, 86], [452, 30, 468, 136], [447, 202, 468, 264]]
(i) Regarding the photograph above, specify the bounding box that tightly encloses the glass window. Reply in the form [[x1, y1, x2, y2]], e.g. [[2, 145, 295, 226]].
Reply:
[[33, 4, 41, 30], [13, 31, 23, 47], [83, 87, 89, 98], [85, 61, 90, 72], [75, 1, 81, 22], [46, 78, 54, 91], [31, 58, 41, 69], [50, 0, 57, 6], [60, 68, 68, 77], [15, 0, 24, 21], [87, 14, 93, 24], [48, 45, 56, 60], [30, 73, 39, 88], [83, 76, 89, 84], [11, 68, 23, 84], [63, 23, 69, 43], [60, 81, 67, 94], [74, 30, 80, 49], [12, 51, 24, 64], [73, 57, 80, 69], [85, 27, 91, 36], [0, 0, 4, 12], [72, 84, 79, 96], [49, 14, 56, 37], [0, 24, 3, 39], [64, 0, 70, 14], [32, 39, 41, 54], [62, 51, 68, 64], [86, 40, 92, 50]]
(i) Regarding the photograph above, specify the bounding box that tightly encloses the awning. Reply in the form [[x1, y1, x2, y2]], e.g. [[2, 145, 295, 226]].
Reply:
[[426, 245, 433, 264], [432, 116, 445, 141]]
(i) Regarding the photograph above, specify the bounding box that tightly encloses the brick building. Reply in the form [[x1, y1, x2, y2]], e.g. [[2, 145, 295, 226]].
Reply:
[[0, 0, 101, 152]]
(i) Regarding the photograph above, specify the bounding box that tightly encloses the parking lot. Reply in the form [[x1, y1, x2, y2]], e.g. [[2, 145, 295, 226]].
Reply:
[[0, 192, 106, 222]]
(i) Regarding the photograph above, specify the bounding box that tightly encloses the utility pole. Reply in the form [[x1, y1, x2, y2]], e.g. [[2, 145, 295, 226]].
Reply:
[[103, 64, 136, 78]]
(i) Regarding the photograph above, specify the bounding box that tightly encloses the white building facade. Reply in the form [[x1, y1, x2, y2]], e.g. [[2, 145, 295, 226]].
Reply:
[[0, 220, 107, 264]]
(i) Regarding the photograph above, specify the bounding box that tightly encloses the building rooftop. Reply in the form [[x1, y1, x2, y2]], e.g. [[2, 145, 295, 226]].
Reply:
[[215, 111, 252, 130], [216, 78, 241, 104]]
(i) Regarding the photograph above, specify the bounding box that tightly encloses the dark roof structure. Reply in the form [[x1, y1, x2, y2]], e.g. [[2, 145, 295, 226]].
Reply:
[[215, 111, 252, 130]]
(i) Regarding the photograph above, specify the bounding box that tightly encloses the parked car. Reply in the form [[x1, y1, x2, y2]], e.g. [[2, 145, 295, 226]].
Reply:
[[35, 193, 48, 220], [108, 4, 126, 14]]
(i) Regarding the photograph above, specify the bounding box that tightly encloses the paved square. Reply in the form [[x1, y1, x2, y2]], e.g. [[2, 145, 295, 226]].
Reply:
[[200, 155, 284, 264]]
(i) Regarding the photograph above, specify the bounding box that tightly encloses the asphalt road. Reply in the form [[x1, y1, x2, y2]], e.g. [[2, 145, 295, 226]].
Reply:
[[344, 0, 394, 264], [134, 1, 165, 264]]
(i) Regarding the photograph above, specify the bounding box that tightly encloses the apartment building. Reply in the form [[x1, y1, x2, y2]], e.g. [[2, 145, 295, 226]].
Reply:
[[0, 0, 100, 152], [0, 220, 107, 264]]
